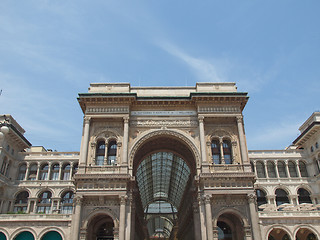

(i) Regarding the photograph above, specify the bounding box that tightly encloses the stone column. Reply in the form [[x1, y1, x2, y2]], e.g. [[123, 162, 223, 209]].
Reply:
[[119, 195, 127, 240], [205, 195, 213, 240], [47, 162, 52, 180], [24, 162, 30, 181], [79, 117, 91, 168], [0, 200, 4, 213], [35, 162, 40, 180], [236, 116, 249, 163], [122, 116, 129, 165], [70, 162, 74, 180], [71, 196, 83, 240], [198, 196, 207, 240], [274, 161, 280, 178], [58, 163, 63, 181], [296, 160, 302, 178], [219, 137, 225, 164], [130, 199, 136, 240], [125, 195, 132, 240], [247, 194, 262, 240], [199, 116, 207, 164], [193, 202, 201, 240]]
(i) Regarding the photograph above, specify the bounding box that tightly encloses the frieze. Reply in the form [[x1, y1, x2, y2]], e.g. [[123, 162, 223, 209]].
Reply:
[[86, 107, 129, 114], [198, 106, 240, 113], [130, 120, 198, 127]]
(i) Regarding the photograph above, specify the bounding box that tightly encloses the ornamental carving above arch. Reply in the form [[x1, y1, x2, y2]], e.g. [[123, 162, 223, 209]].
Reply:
[[128, 129, 201, 169]]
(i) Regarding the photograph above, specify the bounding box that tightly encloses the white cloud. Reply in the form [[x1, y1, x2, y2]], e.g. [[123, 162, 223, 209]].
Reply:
[[158, 41, 224, 82]]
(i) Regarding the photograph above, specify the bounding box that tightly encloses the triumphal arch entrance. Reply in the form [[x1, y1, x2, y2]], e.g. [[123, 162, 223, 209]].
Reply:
[[73, 82, 260, 240]]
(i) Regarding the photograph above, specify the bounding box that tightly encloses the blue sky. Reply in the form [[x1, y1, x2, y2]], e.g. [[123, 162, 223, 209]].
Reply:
[[1, 1, 319, 151]]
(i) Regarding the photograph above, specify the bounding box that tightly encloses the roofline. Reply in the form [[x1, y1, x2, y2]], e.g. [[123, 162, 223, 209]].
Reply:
[[293, 121, 320, 145], [0, 123, 32, 147]]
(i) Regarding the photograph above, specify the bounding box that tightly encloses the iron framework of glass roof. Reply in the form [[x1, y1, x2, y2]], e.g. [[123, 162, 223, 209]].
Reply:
[[136, 151, 191, 238]]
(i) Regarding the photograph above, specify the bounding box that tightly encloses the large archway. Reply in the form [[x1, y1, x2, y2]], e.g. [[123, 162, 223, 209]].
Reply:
[[132, 133, 198, 240], [268, 228, 291, 240], [216, 212, 246, 240], [86, 214, 115, 240]]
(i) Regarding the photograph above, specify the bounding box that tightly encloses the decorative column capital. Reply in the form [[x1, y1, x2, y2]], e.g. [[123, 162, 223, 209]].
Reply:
[[198, 116, 204, 123], [120, 195, 127, 205], [247, 193, 256, 204], [236, 115, 243, 123], [204, 194, 212, 204], [123, 116, 129, 123], [84, 116, 91, 124], [74, 196, 83, 205]]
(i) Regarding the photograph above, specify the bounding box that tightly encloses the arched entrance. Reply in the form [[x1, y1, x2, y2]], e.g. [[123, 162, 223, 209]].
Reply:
[[86, 214, 115, 240], [268, 228, 291, 240], [296, 228, 318, 240], [132, 133, 198, 240], [216, 212, 245, 240]]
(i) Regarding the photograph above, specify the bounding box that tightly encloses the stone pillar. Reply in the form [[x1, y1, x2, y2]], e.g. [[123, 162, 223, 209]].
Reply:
[[219, 137, 225, 164], [119, 195, 127, 240], [24, 162, 30, 181], [296, 160, 302, 178], [79, 117, 91, 168], [247, 194, 262, 240], [274, 161, 280, 178], [35, 162, 40, 180], [71, 196, 83, 240], [236, 116, 249, 163], [122, 116, 129, 165], [70, 162, 74, 180], [125, 195, 132, 240], [193, 202, 201, 240], [199, 116, 207, 164], [130, 199, 136, 240], [58, 163, 63, 180], [0, 200, 4, 213], [47, 162, 52, 180], [205, 195, 213, 240], [198, 196, 207, 240]]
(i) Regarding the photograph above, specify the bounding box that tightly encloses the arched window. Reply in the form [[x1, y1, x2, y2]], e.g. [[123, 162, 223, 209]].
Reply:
[[50, 164, 60, 180], [288, 161, 298, 177], [275, 189, 289, 206], [40, 231, 62, 240], [13, 231, 35, 240], [256, 162, 266, 178], [14, 191, 29, 213], [0, 157, 7, 174], [61, 164, 71, 180], [61, 191, 74, 214], [72, 163, 78, 177], [267, 162, 277, 178], [96, 141, 105, 166], [277, 161, 287, 178], [299, 161, 308, 177], [107, 140, 117, 165], [17, 164, 27, 180], [39, 164, 49, 180], [298, 188, 312, 204], [223, 140, 232, 164], [4, 160, 11, 177], [256, 189, 267, 208], [211, 139, 221, 164], [37, 191, 52, 214], [27, 163, 38, 180]]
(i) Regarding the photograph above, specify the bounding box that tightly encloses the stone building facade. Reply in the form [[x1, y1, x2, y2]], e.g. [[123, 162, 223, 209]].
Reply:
[[0, 82, 319, 240]]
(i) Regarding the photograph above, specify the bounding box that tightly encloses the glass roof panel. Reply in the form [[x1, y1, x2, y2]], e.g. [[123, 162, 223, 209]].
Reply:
[[136, 151, 191, 238]]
